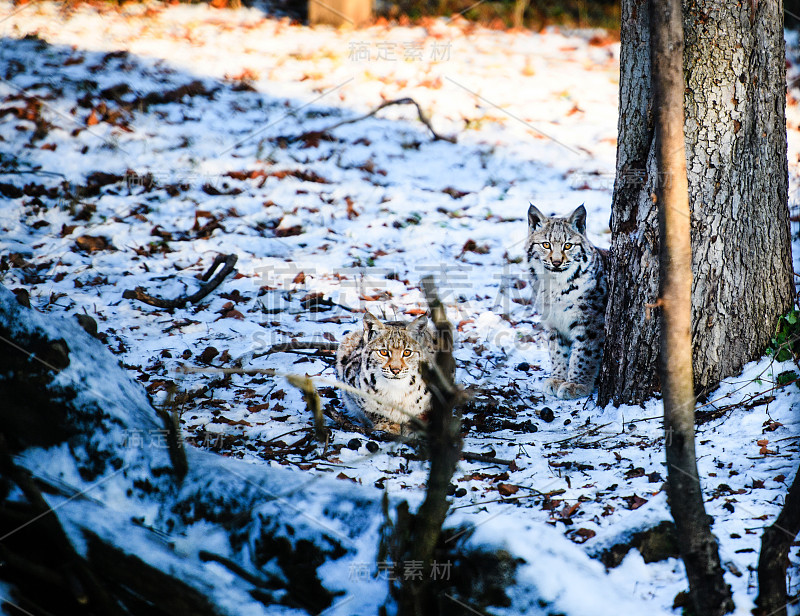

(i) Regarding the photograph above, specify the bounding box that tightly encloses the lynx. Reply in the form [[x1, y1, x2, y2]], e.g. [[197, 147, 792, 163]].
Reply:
[[336, 312, 434, 430], [525, 204, 608, 399]]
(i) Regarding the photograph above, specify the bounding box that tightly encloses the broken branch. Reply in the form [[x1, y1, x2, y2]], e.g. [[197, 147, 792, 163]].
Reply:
[[461, 451, 514, 466], [286, 374, 328, 444], [266, 341, 339, 353], [288, 98, 456, 145], [257, 340, 339, 362], [123, 254, 238, 309]]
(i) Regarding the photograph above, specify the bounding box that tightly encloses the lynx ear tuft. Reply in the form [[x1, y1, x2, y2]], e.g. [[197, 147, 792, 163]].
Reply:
[[528, 204, 546, 230], [406, 315, 428, 337], [568, 204, 587, 235], [363, 312, 384, 340]]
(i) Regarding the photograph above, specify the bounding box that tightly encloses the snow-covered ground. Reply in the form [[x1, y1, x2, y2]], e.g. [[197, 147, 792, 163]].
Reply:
[[1, 3, 799, 613]]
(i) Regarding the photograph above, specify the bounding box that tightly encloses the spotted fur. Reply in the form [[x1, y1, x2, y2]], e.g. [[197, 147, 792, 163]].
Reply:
[[336, 312, 434, 429], [525, 204, 608, 399]]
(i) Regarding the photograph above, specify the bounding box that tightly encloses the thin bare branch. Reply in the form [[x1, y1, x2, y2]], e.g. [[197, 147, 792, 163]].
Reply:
[[123, 254, 238, 309], [286, 98, 456, 145]]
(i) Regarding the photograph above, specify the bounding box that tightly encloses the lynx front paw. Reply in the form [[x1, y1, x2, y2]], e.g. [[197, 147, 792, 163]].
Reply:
[[556, 381, 592, 399], [372, 420, 402, 435], [544, 378, 566, 396]]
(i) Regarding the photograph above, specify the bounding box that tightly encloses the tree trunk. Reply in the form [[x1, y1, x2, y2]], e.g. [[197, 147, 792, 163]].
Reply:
[[596, 0, 661, 407], [650, 0, 734, 613], [755, 467, 800, 616], [598, 0, 793, 406], [392, 276, 465, 615], [308, 0, 372, 27]]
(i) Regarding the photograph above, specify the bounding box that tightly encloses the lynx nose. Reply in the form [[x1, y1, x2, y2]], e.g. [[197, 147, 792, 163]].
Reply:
[[551, 257, 563, 267], [390, 366, 401, 375]]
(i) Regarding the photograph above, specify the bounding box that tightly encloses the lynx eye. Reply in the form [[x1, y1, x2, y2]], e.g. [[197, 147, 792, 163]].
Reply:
[[564, 243, 572, 250], [542, 242, 551, 249], [403, 349, 412, 357], [378, 349, 389, 357]]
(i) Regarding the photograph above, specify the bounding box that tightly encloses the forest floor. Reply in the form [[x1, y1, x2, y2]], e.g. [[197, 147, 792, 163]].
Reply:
[[1, 3, 800, 614]]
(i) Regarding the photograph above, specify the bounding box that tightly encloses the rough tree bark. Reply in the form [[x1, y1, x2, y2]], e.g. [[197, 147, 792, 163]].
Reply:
[[650, 0, 734, 612], [598, 0, 793, 406]]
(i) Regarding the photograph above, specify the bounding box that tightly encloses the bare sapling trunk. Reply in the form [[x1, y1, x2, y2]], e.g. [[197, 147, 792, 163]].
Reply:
[[393, 276, 464, 615], [650, 1, 734, 614], [755, 467, 800, 616], [411, 276, 461, 561]]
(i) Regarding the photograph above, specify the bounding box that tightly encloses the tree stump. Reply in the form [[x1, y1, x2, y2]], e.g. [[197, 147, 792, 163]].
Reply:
[[308, 0, 372, 27]]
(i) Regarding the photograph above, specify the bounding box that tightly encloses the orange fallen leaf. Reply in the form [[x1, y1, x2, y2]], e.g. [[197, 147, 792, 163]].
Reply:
[[457, 319, 474, 331], [572, 528, 596, 544], [247, 403, 270, 412], [74, 235, 110, 253], [559, 502, 580, 518], [757, 439, 776, 455], [497, 483, 519, 496], [763, 421, 783, 432]]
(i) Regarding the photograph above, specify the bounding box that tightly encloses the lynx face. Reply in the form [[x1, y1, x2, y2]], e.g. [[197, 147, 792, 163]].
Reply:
[[525, 204, 592, 275], [363, 314, 428, 380]]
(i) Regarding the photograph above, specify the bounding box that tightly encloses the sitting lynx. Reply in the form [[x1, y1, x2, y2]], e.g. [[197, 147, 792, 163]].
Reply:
[[525, 204, 608, 399], [336, 312, 434, 430]]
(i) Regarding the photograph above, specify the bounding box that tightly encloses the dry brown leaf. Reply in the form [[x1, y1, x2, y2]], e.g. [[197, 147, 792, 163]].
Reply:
[[497, 483, 519, 496], [572, 528, 596, 544], [74, 235, 109, 253]]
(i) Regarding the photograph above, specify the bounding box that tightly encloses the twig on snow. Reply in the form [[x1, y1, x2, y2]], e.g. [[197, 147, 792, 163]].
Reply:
[[287, 98, 456, 145], [261, 340, 339, 355], [123, 254, 238, 309], [461, 451, 514, 466]]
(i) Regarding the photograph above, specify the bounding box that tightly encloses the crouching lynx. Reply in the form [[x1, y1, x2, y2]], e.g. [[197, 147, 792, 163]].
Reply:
[[336, 312, 434, 430], [525, 204, 608, 399]]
